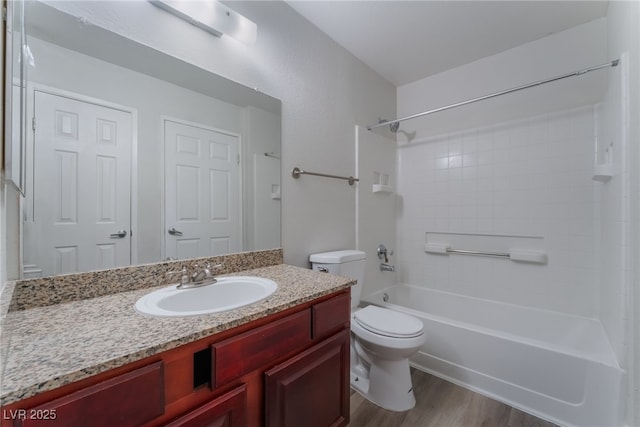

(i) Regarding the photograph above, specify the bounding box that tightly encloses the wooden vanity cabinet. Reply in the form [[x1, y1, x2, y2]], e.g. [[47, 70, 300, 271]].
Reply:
[[0, 290, 350, 427]]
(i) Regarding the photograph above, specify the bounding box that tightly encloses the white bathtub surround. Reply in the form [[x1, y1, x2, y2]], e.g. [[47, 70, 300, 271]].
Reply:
[[391, 106, 626, 425], [396, 106, 601, 317], [596, 50, 631, 373], [355, 126, 397, 297], [365, 285, 624, 427]]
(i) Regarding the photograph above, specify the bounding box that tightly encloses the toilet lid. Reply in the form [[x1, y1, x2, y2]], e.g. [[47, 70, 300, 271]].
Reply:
[[354, 306, 423, 338]]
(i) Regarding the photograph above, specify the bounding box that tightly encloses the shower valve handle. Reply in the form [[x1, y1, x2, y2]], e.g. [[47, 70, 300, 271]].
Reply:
[[377, 244, 392, 263]]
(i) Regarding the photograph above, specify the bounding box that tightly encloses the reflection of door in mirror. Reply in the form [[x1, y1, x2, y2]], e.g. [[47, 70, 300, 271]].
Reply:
[[164, 119, 240, 260], [23, 90, 132, 277]]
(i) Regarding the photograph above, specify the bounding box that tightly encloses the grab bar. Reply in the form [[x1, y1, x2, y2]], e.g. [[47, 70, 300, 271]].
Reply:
[[446, 248, 509, 259], [291, 167, 359, 186], [424, 243, 547, 264]]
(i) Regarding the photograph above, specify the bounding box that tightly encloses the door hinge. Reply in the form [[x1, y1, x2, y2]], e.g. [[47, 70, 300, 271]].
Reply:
[[3, 7, 7, 22], [32, 116, 36, 131], [237, 154, 240, 165]]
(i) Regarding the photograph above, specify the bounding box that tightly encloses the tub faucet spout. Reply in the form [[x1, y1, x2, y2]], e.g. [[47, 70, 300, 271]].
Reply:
[[380, 263, 395, 272]]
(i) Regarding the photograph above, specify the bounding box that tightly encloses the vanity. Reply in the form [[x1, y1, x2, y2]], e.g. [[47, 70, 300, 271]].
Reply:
[[0, 250, 354, 427]]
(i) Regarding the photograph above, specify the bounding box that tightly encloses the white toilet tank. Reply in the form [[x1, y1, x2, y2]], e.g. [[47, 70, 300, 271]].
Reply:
[[309, 250, 366, 309]]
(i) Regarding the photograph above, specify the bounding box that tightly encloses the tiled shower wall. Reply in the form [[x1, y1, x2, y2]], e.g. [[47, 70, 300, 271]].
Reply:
[[596, 55, 629, 365], [395, 105, 602, 317]]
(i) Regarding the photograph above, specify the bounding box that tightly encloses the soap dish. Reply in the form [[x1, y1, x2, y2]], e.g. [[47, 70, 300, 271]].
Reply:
[[372, 184, 393, 193], [592, 164, 613, 183]]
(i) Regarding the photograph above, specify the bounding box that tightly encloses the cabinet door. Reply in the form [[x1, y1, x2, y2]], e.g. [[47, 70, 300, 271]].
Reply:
[[165, 384, 246, 427], [264, 329, 350, 427]]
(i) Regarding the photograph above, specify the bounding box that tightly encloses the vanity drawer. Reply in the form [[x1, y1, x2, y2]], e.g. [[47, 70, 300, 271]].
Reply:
[[211, 310, 312, 387], [16, 361, 164, 427], [312, 291, 350, 339]]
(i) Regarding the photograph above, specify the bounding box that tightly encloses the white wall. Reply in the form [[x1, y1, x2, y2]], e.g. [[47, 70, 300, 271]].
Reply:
[[601, 1, 640, 425], [397, 19, 607, 141], [44, 0, 396, 268], [632, 4, 640, 423]]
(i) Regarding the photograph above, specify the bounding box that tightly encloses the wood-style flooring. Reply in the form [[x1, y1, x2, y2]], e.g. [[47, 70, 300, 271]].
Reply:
[[348, 369, 560, 427]]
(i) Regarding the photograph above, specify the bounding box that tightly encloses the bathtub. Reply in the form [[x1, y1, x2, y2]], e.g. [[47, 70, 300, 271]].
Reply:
[[363, 284, 625, 427]]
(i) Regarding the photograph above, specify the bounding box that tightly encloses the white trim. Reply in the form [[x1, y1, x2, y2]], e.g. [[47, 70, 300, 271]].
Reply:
[[161, 115, 242, 138]]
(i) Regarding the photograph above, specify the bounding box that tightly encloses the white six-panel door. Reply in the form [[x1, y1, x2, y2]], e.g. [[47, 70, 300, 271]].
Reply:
[[164, 119, 240, 259], [27, 91, 132, 276]]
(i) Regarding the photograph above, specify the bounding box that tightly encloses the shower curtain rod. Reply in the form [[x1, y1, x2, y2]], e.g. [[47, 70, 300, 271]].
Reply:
[[367, 59, 619, 131]]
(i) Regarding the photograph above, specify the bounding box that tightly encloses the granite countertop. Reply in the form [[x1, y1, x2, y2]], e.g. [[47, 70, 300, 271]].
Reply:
[[0, 264, 354, 406]]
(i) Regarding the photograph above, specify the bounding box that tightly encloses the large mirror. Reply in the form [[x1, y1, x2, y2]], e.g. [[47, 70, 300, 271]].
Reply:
[[12, 1, 281, 279]]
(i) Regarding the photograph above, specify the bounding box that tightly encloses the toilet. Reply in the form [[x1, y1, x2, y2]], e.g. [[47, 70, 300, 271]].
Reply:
[[310, 250, 425, 412]]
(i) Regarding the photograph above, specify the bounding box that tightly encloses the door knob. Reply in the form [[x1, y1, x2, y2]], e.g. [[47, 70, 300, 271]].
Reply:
[[110, 230, 127, 238], [168, 227, 183, 236]]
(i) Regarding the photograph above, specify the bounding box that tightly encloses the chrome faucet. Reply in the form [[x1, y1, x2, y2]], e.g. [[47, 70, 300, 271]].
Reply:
[[378, 244, 395, 272], [377, 244, 390, 263], [166, 263, 223, 289], [190, 263, 212, 283], [166, 266, 189, 286], [380, 263, 395, 272]]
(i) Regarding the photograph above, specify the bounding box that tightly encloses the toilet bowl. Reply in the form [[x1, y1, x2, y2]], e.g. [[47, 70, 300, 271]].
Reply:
[[350, 305, 425, 411], [309, 250, 425, 412]]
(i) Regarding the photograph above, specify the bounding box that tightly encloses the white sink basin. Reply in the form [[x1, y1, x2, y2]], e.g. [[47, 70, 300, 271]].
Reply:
[[135, 276, 278, 317]]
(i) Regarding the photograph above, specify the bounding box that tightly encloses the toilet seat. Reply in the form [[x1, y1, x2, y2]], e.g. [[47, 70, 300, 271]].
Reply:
[[354, 306, 423, 338]]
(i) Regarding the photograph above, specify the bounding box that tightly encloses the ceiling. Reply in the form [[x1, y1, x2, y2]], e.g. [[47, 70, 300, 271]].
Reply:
[[286, 1, 609, 86]]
